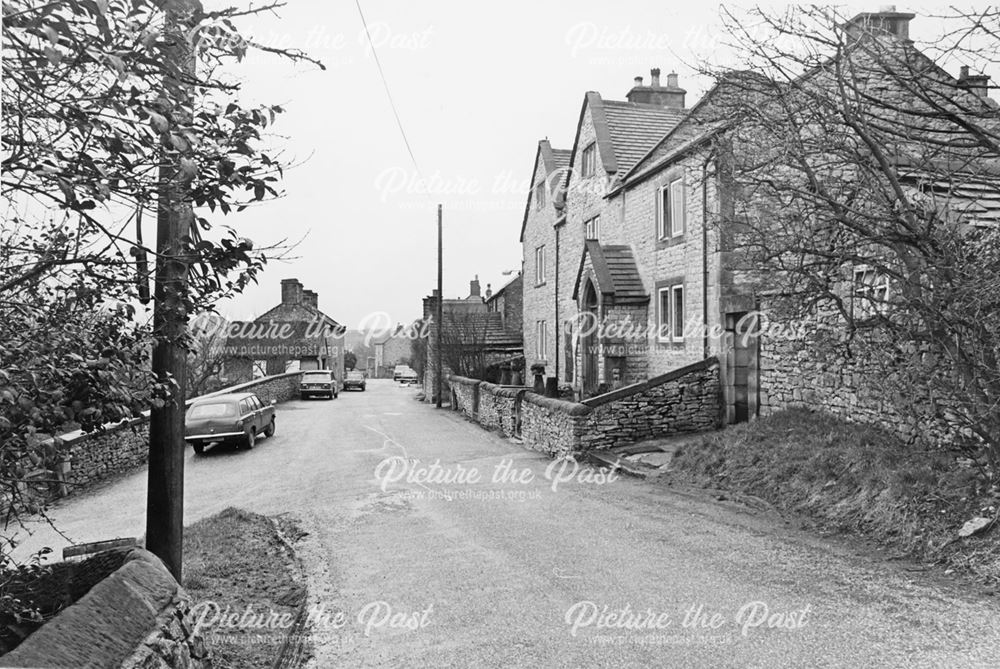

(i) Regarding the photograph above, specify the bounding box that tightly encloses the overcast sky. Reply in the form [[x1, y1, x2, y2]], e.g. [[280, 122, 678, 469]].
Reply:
[[209, 2, 980, 330]]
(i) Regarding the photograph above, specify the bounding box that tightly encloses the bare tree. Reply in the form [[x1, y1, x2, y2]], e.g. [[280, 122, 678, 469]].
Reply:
[[702, 6, 1000, 475]]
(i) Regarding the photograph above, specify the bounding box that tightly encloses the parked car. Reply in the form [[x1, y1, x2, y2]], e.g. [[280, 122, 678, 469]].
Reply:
[[300, 370, 338, 399], [392, 364, 409, 382], [184, 392, 275, 454], [344, 370, 367, 391], [398, 369, 419, 385]]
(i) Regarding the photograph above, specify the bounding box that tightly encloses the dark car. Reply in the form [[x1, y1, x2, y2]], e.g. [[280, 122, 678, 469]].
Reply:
[[300, 370, 338, 399], [344, 370, 366, 391], [184, 392, 275, 454]]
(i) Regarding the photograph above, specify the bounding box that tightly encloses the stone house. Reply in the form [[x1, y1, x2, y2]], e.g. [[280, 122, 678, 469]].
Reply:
[[484, 272, 523, 335], [421, 277, 523, 402], [373, 327, 416, 377], [521, 70, 688, 393], [224, 278, 346, 385], [519, 9, 997, 435]]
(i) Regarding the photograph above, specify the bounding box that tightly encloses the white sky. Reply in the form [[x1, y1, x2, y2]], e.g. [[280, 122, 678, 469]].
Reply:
[[209, 2, 987, 328]]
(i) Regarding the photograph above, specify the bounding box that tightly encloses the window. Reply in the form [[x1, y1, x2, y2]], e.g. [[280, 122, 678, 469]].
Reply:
[[671, 285, 685, 341], [581, 142, 597, 177], [536, 320, 547, 359], [187, 402, 236, 419], [657, 283, 685, 343], [584, 215, 601, 241], [657, 176, 685, 239], [238, 399, 251, 416], [853, 267, 890, 318], [534, 182, 546, 210], [534, 245, 546, 285]]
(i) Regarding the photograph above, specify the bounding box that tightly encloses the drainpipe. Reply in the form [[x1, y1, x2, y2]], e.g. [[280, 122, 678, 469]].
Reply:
[[554, 221, 561, 382], [701, 149, 715, 360]]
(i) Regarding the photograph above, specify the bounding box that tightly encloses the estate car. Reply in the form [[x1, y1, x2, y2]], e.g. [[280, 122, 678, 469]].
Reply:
[[184, 392, 276, 454]]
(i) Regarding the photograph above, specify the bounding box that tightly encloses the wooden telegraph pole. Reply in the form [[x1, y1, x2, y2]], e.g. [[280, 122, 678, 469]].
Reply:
[[146, 0, 199, 581], [435, 204, 443, 408]]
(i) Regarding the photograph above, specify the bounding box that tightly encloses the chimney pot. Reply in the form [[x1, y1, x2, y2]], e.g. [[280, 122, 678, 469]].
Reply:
[[634, 76, 643, 87], [667, 72, 679, 88], [650, 68, 661, 87]]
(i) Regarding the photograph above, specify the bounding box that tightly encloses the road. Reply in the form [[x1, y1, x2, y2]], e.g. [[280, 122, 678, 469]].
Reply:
[[10, 380, 1000, 668]]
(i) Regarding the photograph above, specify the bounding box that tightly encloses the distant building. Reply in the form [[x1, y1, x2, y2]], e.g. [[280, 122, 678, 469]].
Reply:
[[421, 276, 523, 402], [224, 278, 346, 385], [485, 273, 523, 335], [374, 328, 414, 378]]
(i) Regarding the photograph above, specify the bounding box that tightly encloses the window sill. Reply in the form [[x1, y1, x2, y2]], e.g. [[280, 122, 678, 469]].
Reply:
[[656, 234, 686, 249], [534, 281, 547, 288]]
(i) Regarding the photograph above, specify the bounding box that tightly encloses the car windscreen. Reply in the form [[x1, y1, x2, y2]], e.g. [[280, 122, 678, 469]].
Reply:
[[347, 372, 364, 379], [188, 402, 236, 418]]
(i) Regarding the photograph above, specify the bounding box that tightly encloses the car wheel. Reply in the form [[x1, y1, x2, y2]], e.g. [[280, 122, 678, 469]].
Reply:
[[193, 442, 205, 455], [244, 428, 256, 450], [264, 418, 275, 438]]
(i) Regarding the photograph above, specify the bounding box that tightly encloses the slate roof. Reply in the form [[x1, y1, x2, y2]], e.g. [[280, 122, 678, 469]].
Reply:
[[552, 148, 572, 172], [573, 241, 649, 304], [601, 100, 687, 176], [440, 311, 523, 350]]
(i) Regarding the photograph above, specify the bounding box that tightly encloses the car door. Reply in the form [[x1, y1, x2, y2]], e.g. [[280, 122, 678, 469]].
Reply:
[[248, 395, 265, 431], [238, 398, 253, 433]]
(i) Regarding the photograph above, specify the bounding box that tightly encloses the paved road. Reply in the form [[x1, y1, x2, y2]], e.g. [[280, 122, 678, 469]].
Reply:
[[11, 380, 1000, 668]]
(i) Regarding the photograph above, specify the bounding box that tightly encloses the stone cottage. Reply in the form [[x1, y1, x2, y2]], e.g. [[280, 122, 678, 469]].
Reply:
[[224, 278, 346, 385], [421, 277, 523, 402], [518, 8, 998, 437]]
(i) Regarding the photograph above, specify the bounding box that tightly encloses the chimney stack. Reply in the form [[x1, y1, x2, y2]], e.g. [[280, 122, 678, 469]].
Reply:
[[626, 66, 685, 109], [280, 278, 303, 305], [302, 289, 318, 309], [844, 8, 914, 41], [469, 275, 481, 298], [958, 65, 991, 100]]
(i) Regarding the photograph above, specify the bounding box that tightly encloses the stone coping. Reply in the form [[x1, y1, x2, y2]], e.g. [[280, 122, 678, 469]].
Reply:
[[581, 356, 719, 408], [1, 549, 181, 669], [49, 372, 304, 447]]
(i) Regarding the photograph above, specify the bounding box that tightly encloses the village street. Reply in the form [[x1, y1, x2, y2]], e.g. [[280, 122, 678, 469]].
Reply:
[[12, 380, 1000, 668]]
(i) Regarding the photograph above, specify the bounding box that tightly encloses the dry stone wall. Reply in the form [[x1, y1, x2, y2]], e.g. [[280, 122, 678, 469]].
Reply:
[[448, 357, 720, 456], [35, 373, 304, 505]]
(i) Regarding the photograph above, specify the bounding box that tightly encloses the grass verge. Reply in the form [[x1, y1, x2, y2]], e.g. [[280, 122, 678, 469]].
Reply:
[[183, 507, 309, 669], [667, 408, 1000, 584]]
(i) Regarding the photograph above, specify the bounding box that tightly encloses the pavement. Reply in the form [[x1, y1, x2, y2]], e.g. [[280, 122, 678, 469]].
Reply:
[[9, 379, 1000, 668]]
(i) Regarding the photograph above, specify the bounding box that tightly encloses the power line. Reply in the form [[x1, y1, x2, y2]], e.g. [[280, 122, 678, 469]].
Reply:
[[355, 0, 421, 174]]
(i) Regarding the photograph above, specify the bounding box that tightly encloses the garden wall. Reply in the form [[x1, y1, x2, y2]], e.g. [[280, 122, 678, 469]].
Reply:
[[448, 358, 720, 457], [26, 372, 304, 505], [1, 549, 209, 669]]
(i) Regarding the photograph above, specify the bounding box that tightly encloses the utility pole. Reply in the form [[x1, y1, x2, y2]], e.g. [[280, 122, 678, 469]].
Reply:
[[146, 0, 199, 581], [435, 204, 443, 408]]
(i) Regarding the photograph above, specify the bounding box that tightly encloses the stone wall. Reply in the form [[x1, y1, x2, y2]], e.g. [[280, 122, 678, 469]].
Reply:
[[519, 394, 590, 457], [1, 549, 210, 669], [448, 357, 719, 456], [580, 357, 722, 450], [757, 298, 936, 444], [41, 372, 304, 502]]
